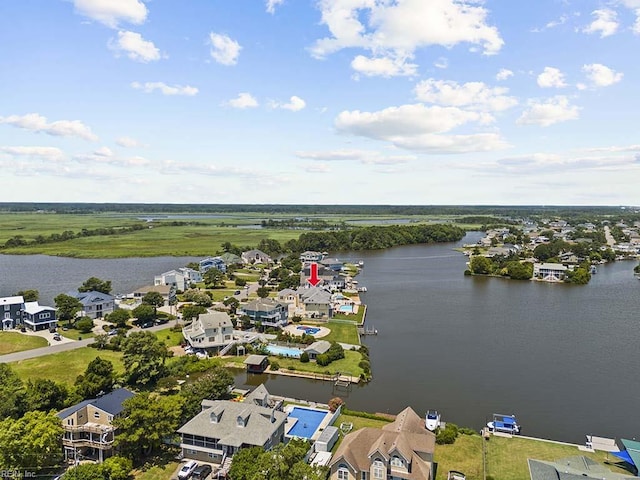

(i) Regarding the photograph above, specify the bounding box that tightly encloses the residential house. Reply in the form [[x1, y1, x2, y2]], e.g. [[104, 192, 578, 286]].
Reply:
[[241, 249, 272, 265], [219, 252, 242, 266], [243, 384, 282, 409], [177, 394, 287, 465], [237, 298, 288, 328], [132, 285, 173, 305], [199, 257, 227, 274], [22, 301, 56, 331], [528, 456, 636, 480], [71, 291, 116, 319], [533, 263, 568, 282], [182, 312, 234, 353], [1, 295, 24, 330], [300, 251, 324, 262], [154, 267, 202, 291], [57, 388, 135, 463], [329, 406, 436, 480], [296, 287, 333, 319], [320, 258, 344, 272], [277, 289, 297, 304], [304, 340, 331, 360]]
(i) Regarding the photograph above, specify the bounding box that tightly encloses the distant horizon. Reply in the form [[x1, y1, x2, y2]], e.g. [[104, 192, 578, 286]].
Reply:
[[1, 1, 639, 205]]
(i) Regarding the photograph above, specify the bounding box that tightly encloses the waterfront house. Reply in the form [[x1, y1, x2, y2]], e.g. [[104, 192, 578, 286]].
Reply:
[[300, 251, 324, 262], [22, 301, 56, 331], [320, 258, 344, 272], [131, 285, 173, 305], [182, 312, 234, 353], [296, 287, 333, 320], [177, 397, 287, 465], [237, 298, 289, 328], [219, 252, 242, 266], [199, 257, 227, 274], [57, 388, 135, 463], [304, 340, 332, 360], [154, 267, 202, 291], [533, 263, 568, 282], [277, 288, 297, 304], [244, 354, 269, 373], [241, 249, 272, 265], [1, 295, 24, 330], [329, 406, 436, 480], [528, 456, 636, 480], [70, 291, 115, 319]]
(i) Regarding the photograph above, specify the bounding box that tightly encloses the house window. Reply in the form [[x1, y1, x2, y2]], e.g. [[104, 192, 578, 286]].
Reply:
[[372, 460, 385, 479], [361, 473, 367, 480], [187, 449, 197, 455], [94, 412, 100, 419], [390, 456, 404, 468], [4, 305, 9, 311], [39, 313, 50, 319], [337, 465, 349, 480], [236, 416, 245, 427], [67, 419, 74, 426], [4, 313, 10, 319], [107, 415, 113, 422]]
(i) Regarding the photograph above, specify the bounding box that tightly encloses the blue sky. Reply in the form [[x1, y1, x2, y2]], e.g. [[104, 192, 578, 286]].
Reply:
[[1, 0, 639, 205]]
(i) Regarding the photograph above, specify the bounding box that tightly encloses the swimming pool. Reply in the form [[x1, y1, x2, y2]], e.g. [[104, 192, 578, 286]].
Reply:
[[265, 344, 303, 358], [297, 326, 320, 335], [338, 305, 354, 313], [287, 407, 328, 439]]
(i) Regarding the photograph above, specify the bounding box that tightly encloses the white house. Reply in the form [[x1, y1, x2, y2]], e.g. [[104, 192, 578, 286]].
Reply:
[[182, 312, 234, 352]]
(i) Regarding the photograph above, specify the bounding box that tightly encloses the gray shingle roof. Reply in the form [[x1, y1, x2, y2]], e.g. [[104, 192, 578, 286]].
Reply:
[[57, 388, 135, 419]]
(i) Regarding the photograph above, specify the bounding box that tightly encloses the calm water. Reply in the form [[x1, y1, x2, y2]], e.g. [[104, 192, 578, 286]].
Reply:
[[2, 236, 639, 443]]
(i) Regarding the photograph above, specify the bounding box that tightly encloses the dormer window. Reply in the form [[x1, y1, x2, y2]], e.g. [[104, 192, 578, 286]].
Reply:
[[337, 464, 349, 480], [236, 416, 245, 427], [372, 460, 385, 480], [391, 456, 404, 468]]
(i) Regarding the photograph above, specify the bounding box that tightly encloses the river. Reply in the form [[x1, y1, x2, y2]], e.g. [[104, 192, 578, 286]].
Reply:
[[1, 234, 639, 443]]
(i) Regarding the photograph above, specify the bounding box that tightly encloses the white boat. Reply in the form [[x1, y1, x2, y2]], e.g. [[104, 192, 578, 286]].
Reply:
[[425, 410, 441, 431], [447, 471, 466, 480], [487, 414, 520, 434]]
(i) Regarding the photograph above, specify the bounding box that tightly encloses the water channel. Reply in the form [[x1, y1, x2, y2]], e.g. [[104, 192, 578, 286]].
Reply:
[[1, 233, 639, 443]]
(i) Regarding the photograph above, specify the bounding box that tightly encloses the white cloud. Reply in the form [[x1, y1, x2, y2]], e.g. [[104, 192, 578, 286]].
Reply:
[[295, 149, 415, 165], [266, 0, 284, 14], [304, 163, 331, 173], [271, 96, 306, 111], [116, 136, 144, 148], [0, 113, 98, 141], [226, 92, 259, 109], [335, 103, 508, 153], [414, 79, 518, 112], [582, 63, 623, 87], [496, 69, 513, 81], [517, 96, 580, 127], [0, 146, 65, 162], [131, 82, 199, 96], [537, 67, 567, 88], [583, 9, 619, 37], [434, 57, 448, 69], [208, 33, 241, 66], [311, 0, 503, 77], [351, 55, 417, 78], [73, 0, 147, 28], [109, 31, 161, 63]]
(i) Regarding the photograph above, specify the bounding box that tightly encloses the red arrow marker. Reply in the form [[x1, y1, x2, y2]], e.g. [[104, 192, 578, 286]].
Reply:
[[308, 262, 321, 286]]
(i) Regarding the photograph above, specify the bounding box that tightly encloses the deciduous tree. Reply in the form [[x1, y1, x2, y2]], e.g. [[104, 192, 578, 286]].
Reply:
[[122, 332, 169, 386], [180, 366, 234, 422], [24, 379, 68, 412], [79, 277, 112, 294], [106, 309, 131, 328], [54, 293, 83, 323], [75, 356, 115, 399]]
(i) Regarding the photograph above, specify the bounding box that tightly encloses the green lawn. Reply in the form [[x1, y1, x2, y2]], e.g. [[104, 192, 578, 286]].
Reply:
[[133, 461, 179, 480], [0, 332, 48, 355], [154, 328, 184, 347], [435, 434, 484, 480], [273, 350, 364, 378], [318, 321, 360, 344], [10, 347, 124, 386], [333, 305, 365, 324]]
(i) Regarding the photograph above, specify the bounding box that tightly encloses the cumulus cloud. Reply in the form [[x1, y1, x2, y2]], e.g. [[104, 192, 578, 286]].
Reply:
[[351, 55, 417, 78], [583, 9, 619, 37], [0, 146, 65, 162], [73, 0, 147, 28], [311, 0, 503, 77], [225, 92, 259, 109], [496, 68, 513, 81], [271, 96, 306, 111], [116, 136, 144, 148], [517, 96, 580, 127], [131, 82, 198, 96], [266, 0, 284, 14], [109, 31, 161, 62], [335, 103, 508, 153], [582, 63, 623, 87], [537, 67, 567, 88], [209, 33, 241, 66], [414, 79, 518, 112], [0, 113, 98, 141]]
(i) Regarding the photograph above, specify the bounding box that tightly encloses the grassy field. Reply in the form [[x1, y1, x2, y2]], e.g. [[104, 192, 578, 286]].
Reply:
[[273, 349, 364, 378], [332, 306, 365, 324], [154, 328, 184, 347], [318, 321, 360, 344], [133, 462, 179, 480], [0, 331, 48, 354], [10, 347, 124, 385]]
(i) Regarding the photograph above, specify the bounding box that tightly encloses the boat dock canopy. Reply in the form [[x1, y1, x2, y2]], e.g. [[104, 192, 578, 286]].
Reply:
[[586, 435, 620, 452]]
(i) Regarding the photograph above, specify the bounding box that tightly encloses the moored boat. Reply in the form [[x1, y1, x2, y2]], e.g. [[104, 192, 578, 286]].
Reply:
[[487, 414, 520, 434], [425, 410, 441, 431]]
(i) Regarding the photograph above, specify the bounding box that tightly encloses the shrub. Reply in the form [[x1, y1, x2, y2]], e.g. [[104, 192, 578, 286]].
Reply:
[[436, 423, 459, 445], [328, 397, 344, 412], [269, 361, 280, 371], [234, 277, 247, 286], [300, 352, 310, 363], [76, 317, 94, 333], [316, 354, 330, 366]]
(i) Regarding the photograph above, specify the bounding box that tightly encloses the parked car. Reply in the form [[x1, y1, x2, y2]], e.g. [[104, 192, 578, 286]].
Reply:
[[141, 322, 154, 328], [191, 464, 212, 480], [108, 328, 119, 336], [234, 290, 241, 295], [53, 333, 62, 341], [49, 325, 57, 333], [177, 460, 198, 479]]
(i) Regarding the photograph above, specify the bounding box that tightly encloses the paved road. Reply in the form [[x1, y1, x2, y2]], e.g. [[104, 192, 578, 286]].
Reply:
[[0, 323, 174, 364]]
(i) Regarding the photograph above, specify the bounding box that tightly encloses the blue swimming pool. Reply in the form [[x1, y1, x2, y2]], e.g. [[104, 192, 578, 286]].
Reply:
[[339, 305, 354, 313], [265, 344, 303, 358], [287, 407, 328, 439], [297, 326, 320, 335]]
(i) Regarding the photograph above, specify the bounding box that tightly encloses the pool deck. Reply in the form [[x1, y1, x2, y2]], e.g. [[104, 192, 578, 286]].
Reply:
[[283, 324, 331, 338]]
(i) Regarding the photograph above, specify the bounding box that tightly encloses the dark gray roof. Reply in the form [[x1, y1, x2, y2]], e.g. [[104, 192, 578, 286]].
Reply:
[[70, 290, 115, 306], [57, 388, 135, 419], [528, 457, 637, 480]]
